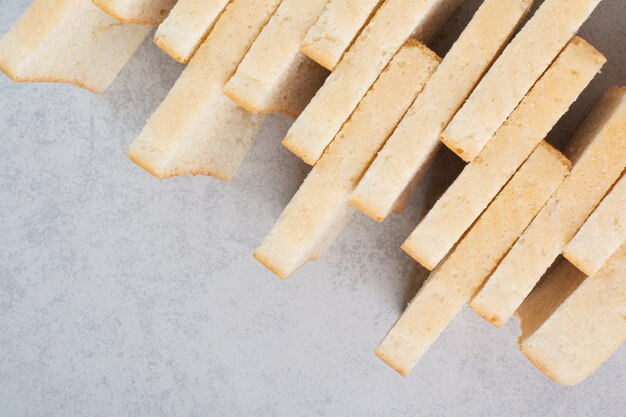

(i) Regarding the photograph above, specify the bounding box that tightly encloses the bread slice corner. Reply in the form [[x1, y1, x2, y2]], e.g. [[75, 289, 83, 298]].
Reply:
[[93, 0, 177, 25], [0, 0, 151, 93]]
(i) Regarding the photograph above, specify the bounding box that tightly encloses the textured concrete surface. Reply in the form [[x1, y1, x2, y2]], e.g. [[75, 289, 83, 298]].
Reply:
[[0, 0, 624, 416]]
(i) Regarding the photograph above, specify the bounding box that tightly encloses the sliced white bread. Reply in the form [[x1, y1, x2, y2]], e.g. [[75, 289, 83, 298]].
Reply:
[[301, 0, 382, 70], [254, 41, 440, 278], [93, 0, 177, 25], [563, 173, 626, 276], [153, 0, 230, 63], [127, 0, 281, 180], [0, 0, 151, 93], [349, 0, 533, 222], [223, 0, 330, 117], [282, 0, 463, 166], [441, 0, 602, 162], [518, 246, 626, 385], [376, 143, 570, 376], [262, 56, 330, 119], [401, 37, 605, 270], [470, 87, 626, 327]]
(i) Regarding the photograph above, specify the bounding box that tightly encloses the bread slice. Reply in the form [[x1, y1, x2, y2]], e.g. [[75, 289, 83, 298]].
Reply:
[[300, 0, 382, 70], [127, 0, 282, 180], [153, 0, 230, 63], [401, 37, 605, 270], [376, 143, 570, 376], [440, 0, 602, 162], [518, 246, 626, 385], [93, 0, 177, 25], [470, 87, 626, 327], [563, 173, 625, 276], [223, 0, 330, 118], [349, 0, 533, 222], [0, 0, 151, 93], [254, 41, 440, 278], [281, 0, 463, 166]]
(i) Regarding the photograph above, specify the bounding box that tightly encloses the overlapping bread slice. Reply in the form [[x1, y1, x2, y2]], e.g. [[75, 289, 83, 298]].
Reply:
[[348, 0, 533, 222], [0, 0, 151, 93], [282, 0, 463, 165], [154, 0, 230, 63], [93, 0, 177, 25], [127, 0, 281, 180], [254, 41, 440, 278], [376, 143, 570, 376], [470, 87, 626, 327], [441, 0, 603, 162], [563, 173, 625, 276], [518, 247, 626, 385], [223, 0, 330, 118], [400, 37, 605, 270], [301, 0, 382, 70]]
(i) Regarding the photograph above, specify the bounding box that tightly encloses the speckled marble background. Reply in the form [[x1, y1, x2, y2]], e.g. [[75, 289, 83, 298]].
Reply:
[[1, 1, 624, 416]]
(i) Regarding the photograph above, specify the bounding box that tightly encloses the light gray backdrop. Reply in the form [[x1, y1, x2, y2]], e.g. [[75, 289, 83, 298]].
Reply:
[[1, 1, 624, 416]]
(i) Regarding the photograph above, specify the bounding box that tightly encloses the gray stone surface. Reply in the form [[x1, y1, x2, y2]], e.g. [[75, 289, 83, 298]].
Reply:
[[0, 0, 624, 416]]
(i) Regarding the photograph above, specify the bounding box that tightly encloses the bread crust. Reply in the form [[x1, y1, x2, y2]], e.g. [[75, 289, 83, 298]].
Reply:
[[92, 0, 176, 25]]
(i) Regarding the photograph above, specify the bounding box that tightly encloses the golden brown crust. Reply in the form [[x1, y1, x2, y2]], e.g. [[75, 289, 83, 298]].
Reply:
[[520, 345, 579, 385], [347, 195, 384, 222], [281, 137, 317, 166], [299, 43, 335, 71], [0, 62, 103, 93], [222, 86, 263, 114], [92, 1, 162, 26], [374, 348, 408, 377], [222, 77, 302, 120], [127, 151, 233, 181], [472, 304, 505, 328], [438, 133, 467, 161], [252, 251, 289, 279], [405, 38, 443, 63], [400, 242, 436, 271], [153, 35, 190, 63]]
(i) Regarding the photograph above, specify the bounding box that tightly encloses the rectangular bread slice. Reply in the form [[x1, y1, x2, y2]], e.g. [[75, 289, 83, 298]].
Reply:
[[127, 0, 282, 180], [518, 246, 626, 385], [401, 37, 605, 270], [348, 0, 533, 223], [300, 0, 382, 70], [375, 142, 570, 376], [440, 0, 602, 162], [153, 0, 230, 63], [281, 0, 462, 166], [470, 87, 626, 327], [0, 0, 151, 93], [93, 0, 177, 25], [254, 41, 440, 278], [223, 0, 329, 117], [563, 173, 626, 276]]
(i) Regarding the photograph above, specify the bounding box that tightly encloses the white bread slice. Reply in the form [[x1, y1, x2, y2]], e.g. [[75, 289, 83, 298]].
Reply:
[[93, 0, 177, 25], [518, 246, 626, 385], [153, 0, 230, 63], [254, 41, 440, 278], [563, 173, 626, 276], [470, 87, 626, 327], [281, 0, 463, 166], [127, 0, 281, 180], [223, 0, 330, 117], [300, 0, 382, 70], [440, 0, 602, 162], [349, 0, 533, 222], [376, 143, 570, 376], [401, 37, 605, 270], [0, 0, 151, 93]]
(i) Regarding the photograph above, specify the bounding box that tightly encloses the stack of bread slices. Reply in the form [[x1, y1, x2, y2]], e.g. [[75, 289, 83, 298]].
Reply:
[[0, 0, 623, 386]]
